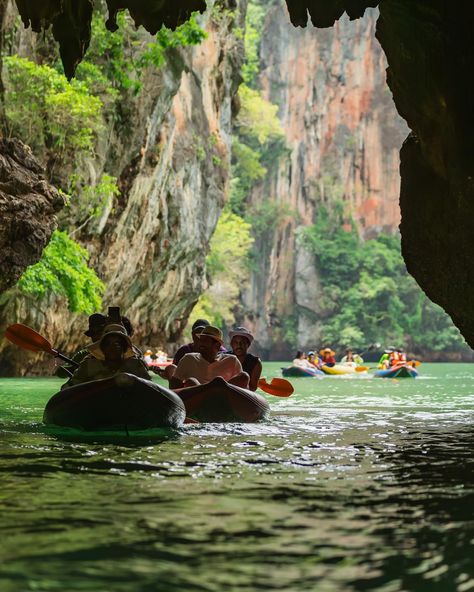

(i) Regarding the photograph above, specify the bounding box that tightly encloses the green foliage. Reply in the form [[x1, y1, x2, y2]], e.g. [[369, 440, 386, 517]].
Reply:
[[241, 1, 266, 87], [247, 199, 295, 240], [77, 11, 138, 93], [76, 11, 207, 96], [190, 211, 254, 327], [18, 231, 105, 314], [230, 84, 285, 215], [4, 55, 102, 161], [299, 207, 467, 353], [138, 15, 207, 71], [73, 174, 120, 221], [236, 84, 284, 144]]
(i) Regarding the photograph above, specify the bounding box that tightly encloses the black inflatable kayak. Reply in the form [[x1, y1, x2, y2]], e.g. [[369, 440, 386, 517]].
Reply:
[[176, 376, 270, 422], [44, 373, 186, 431]]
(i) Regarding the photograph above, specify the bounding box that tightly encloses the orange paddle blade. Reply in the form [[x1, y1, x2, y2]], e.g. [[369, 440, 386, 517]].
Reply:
[[5, 323, 55, 356], [258, 377, 294, 397], [355, 366, 369, 372]]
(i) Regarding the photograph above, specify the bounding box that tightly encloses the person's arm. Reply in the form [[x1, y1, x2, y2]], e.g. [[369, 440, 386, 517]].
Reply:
[[169, 356, 190, 389], [248, 359, 262, 391]]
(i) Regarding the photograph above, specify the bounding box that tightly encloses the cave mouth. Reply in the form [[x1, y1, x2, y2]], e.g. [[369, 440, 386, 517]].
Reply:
[[0, 2, 470, 372]]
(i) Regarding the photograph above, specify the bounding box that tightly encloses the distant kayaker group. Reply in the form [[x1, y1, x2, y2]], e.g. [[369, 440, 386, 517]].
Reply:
[[292, 347, 364, 371]]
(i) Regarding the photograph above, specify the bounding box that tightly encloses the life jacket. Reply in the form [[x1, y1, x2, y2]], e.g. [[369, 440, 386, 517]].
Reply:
[[389, 351, 406, 366], [389, 351, 399, 366]]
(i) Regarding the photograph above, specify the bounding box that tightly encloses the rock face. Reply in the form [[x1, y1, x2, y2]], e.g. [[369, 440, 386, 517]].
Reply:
[[240, 3, 408, 357], [0, 2, 245, 375], [300, 0, 474, 350], [379, 1, 474, 350], [0, 138, 64, 294]]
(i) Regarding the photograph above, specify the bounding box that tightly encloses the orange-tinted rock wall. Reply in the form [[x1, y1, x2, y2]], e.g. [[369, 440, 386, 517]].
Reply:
[[241, 4, 408, 356]]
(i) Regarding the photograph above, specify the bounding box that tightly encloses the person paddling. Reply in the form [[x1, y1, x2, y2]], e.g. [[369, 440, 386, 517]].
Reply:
[[228, 327, 262, 391], [64, 324, 150, 388], [169, 326, 249, 389], [55, 313, 108, 378]]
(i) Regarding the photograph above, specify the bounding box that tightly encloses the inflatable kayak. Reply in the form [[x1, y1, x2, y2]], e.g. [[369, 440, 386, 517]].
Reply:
[[320, 364, 366, 375], [176, 376, 270, 422], [281, 366, 324, 377], [374, 364, 418, 378], [44, 373, 186, 430]]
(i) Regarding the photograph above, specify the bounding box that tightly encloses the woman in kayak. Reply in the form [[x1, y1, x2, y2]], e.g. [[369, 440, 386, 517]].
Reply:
[[228, 327, 262, 391], [292, 351, 315, 370], [319, 348, 336, 367], [64, 324, 150, 387]]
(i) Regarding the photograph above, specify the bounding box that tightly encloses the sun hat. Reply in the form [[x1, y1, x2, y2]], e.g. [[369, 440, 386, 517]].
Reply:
[[307, 350, 315, 356], [320, 347, 335, 356], [84, 313, 108, 337], [229, 326, 254, 345], [198, 325, 224, 344], [191, 318, 210, 333], [88, 323, 134, 359]]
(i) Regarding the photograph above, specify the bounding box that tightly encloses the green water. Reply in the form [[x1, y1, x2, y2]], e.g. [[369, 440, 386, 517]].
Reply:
[[0, 363, 473, 592]]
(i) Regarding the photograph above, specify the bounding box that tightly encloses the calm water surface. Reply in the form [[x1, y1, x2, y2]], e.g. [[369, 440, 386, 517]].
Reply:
[[0, 363, 473, 591]]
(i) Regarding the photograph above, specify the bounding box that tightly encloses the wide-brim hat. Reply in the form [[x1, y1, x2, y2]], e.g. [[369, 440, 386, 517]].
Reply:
[[88, 323, 134, 360], [320, 348, 335, 356], [229, 326, 254, 345], [198, 325, 223, 345]]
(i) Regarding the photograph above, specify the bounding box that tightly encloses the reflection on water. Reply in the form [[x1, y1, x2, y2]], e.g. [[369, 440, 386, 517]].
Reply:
[[0, 364, 473, 591]]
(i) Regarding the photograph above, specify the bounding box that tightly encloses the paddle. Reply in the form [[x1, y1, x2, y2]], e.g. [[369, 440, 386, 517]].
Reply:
[[5, 323, 78, 366], [258, 377, 294, 397], [355, 366, 369, 372]]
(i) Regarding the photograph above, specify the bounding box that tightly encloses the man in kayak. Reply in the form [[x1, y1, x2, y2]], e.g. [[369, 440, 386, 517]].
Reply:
[[228, 326, 262, 391], [64, 323, 150, 387], [169, 326, 249, 389], [172, 319, 210, 365]]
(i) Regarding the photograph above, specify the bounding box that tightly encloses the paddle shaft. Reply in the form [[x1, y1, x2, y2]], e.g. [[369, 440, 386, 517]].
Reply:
[[53, 350, 79, 367]]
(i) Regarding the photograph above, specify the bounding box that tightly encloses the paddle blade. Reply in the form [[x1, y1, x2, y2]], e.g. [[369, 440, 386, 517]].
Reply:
[[5, 324, 55, 356], [258, 377, 294, 397], [355, 366, 369, 372]]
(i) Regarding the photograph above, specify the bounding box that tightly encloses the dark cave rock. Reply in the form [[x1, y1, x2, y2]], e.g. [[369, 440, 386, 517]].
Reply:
[[284, 0, 380, 27], [0, 139, 64, 293]]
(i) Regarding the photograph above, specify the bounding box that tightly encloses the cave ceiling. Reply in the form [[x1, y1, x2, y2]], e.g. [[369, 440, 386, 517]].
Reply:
[[10, 0, 474, 348], [14, 0, 208, 79]]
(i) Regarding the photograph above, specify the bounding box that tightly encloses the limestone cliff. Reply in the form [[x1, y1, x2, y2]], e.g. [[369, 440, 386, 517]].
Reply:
[[240, 3, 408, 357], [0, 1, 245, 375]]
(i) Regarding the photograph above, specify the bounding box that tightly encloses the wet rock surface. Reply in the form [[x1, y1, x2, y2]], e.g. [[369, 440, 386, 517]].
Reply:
[[0, 138, 64, 294]]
